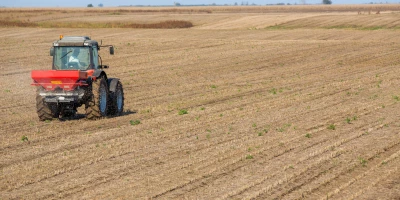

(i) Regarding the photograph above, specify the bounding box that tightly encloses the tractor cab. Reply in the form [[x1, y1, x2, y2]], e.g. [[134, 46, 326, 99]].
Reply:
[[50, 36, 114, 70]]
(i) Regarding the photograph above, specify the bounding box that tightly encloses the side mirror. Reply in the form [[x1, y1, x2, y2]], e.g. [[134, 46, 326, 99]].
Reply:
[[50, 47, 54, 56], [110, 46, 114, 55]]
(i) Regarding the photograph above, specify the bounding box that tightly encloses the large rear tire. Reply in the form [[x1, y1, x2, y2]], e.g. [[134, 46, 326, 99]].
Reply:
[[109, 81, 124, 116], [36, 88, 59, 121], [86, 77, 109, 119]]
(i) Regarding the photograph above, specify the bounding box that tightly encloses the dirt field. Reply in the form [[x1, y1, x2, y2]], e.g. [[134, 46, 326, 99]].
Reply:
[[1, 5, 400, 199]]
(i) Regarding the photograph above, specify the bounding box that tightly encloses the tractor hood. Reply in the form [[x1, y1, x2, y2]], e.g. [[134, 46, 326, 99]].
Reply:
[[31, 70, 89, 91]]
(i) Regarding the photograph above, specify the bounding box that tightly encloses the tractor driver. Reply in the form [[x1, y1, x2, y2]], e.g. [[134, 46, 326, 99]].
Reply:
[[68, 48, 80, 68]]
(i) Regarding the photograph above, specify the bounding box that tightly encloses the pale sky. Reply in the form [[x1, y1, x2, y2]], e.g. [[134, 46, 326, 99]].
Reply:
[[0, 0, 398, 7]]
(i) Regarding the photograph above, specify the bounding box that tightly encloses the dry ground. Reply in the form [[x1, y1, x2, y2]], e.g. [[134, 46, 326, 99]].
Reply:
[[1, 5, 400, 199]]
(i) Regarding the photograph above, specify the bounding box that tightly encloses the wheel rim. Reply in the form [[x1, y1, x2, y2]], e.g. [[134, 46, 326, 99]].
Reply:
[[117, 89, 123, 112], [100, 85, 107, 114]]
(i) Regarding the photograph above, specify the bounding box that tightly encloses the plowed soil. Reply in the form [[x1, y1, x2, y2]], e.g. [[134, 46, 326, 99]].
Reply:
[[1, 6, 399, 199]]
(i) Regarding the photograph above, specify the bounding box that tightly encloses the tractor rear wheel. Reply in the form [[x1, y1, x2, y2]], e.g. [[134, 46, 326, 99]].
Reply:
[[109, 81, 124, 116], [36, 88, 60, 121], [86, 77, 108, 119]]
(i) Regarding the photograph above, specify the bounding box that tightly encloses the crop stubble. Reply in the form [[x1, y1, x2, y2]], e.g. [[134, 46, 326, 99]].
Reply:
[[0, 6, 399, 199]]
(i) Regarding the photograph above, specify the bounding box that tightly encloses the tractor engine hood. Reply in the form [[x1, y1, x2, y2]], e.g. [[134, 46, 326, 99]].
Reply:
[[31, 70, 89, 91]]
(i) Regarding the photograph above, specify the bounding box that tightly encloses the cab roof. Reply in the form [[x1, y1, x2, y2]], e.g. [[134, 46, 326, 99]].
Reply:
[[53, 36, 98, 47]]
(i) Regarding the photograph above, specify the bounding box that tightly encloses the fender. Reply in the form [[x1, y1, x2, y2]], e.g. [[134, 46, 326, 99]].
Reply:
[[92, 70, 108, 81], [108, 78, 120, 92]]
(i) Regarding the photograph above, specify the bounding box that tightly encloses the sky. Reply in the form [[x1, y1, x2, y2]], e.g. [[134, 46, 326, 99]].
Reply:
[[0, 0, 399, 7]]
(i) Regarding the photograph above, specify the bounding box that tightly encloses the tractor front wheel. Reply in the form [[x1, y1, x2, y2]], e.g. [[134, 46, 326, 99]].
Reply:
[[86, 77, 109, 119], [36, 88, 60, 121]]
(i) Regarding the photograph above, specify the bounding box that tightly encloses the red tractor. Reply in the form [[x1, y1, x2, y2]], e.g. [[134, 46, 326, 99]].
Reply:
[[31, 36, 124, 120]]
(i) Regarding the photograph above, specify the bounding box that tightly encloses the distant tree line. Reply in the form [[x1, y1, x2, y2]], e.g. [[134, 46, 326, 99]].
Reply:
[[87, 3, 104, 7], [322, 0, 332, 4]]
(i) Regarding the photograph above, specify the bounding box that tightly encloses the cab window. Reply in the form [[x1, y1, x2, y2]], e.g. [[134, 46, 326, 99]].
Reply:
[[92, 46, 99, 69], [53, 46, 90, 70]]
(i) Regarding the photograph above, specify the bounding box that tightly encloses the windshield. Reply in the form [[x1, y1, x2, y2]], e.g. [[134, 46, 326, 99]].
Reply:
[[54, 46, 90, 70]]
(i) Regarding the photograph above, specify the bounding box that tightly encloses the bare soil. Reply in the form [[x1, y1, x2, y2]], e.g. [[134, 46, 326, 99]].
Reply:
[[0, 6, 399, 199]]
